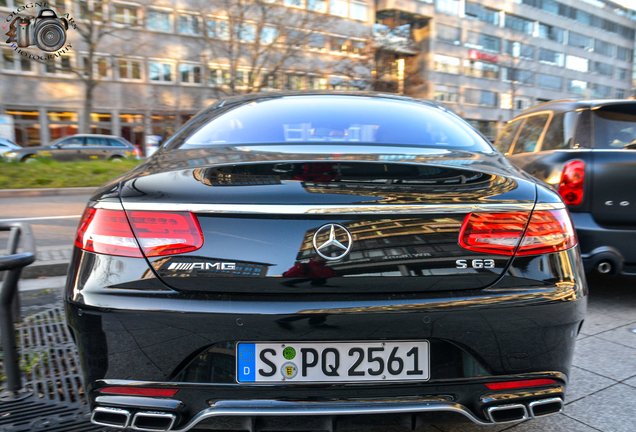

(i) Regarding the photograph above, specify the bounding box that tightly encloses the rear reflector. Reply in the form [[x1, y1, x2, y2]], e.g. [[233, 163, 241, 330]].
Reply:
[[557, 160, 585, 206], [100, 386, 179, 397], [75, 207, 203, 258], [459, 208, 576, 256], [485, 379, 557, 390]]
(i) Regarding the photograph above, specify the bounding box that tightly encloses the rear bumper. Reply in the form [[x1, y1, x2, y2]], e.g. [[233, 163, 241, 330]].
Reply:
[[570, 212, 636, 274]]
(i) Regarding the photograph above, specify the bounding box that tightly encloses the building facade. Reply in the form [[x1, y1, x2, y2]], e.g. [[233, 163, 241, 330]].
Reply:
[[0, 0, 634, 148], [375, 0, 636, 140]]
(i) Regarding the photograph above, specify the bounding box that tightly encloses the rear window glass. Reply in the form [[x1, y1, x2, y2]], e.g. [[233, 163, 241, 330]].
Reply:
[[512, 114, 550, 155], [180, 96, 491, 150], [542, 112, 577, 151], [593, 105, 636, 149], [494, 119, 522, 154]]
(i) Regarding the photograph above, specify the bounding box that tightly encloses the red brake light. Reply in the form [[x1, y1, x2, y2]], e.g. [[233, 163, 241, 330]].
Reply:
[[126, 211, 203, 257], [557, 160, 585, 206], [485, 379, 557, 390], [459, 208, 577, 256], [459, 212, 530, 256], [100, 386, 179, 397], [75, 207, 203, 258], [75, 208, 143, 257]]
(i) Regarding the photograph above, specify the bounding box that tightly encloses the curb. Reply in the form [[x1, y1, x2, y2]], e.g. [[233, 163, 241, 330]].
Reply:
[[0, 187, 96, 198], [0, 260, 69, 281]]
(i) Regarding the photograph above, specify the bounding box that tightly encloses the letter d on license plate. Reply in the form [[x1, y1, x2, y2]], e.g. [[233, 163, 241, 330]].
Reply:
[[236, 341, 429, 383]]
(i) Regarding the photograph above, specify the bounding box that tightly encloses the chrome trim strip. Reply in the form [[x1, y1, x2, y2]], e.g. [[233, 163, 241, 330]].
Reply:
[[486, 403, 529, 424], [116, 202, 561, 215], [96, 395, 183, 410], [131, 411, 177, 431], [169, 399, 492, 432], [91, 406, 131, 429], [94, 201, 125, 210], [528, 397, 564, 418]]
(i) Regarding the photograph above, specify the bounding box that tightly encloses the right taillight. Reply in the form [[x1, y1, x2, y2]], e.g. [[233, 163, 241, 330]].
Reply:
[[460, 208, 577, 256], [557, 160, 585, 206]]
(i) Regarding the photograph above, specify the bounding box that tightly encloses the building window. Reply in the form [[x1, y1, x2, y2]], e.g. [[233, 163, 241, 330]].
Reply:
[[180, 64, 201, 84], [433, 85, 459, 103], [467, 120, 497, 141], [261, 26, 278, 44], [436, 24, 460, 44], [113, 4, 139, 25], [594, 40, 614, 58], [120, 113, 144, 151], [616, 46, 631, 62], [617, 68, 628, 81], [537, 23, 564, 43], [90, 113, 112, 135], [48, 111, 78, 141], [463, 60, 499, 79], [593, 62, 613, 77], [504, 14, 533, 34], [178, 13, 200, 34], [536, 73, 562, 90], [349, 2, 367, 21], [464, 1, 498, 25], [284, 0, 305, 8], [567, 79, 587, 95], [237, 23, 256, 42], [329, 0, 348, 17], [616, 90, 625, 99], [352, 40, 365, 55], [308, 33, 326, 50], [207, 18, 229, 39], [433, 54, 460, 74], [151, 114, 176, 143], [147, 9, 172, 31], [118, 59, 142, 80], [464, 89, 497, 106], [83, 57, 109, 78], [565, 55, 588, 73], [436, 0, 459, 16], [2, 49, 32, 73], [285, 74, 304, 90], [568, 32, 592, 50], [209, 67, 230, 86], [504, 41, 534, 60], [5, 109, 40, 147], [502, 68, 533, 84], [44, 55, 73, 75], [466, 32, 500, 53], [538, 48, 563, 66], [308, 76, 327, 89], [591, 84, 612, 99], [147, 61, 172, 82], [308, 0, 328, 13]]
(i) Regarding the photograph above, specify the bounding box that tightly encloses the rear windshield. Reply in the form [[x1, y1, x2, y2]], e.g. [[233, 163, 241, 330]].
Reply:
[[179, 96, 491, 150], [593, 104, 636, 149]]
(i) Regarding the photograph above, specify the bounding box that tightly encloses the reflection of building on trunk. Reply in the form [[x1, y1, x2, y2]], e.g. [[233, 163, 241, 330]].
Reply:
[[193, 168, 282, 186], [295, 218, 467, 277]]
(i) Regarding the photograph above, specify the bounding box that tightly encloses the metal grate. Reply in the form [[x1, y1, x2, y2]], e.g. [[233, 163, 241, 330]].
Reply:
[[0, 304, 116, 432]]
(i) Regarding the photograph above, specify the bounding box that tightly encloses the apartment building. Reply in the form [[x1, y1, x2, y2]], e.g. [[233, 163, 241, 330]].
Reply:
[[375, 0, 636, 139], [0, 0, 372, 149]]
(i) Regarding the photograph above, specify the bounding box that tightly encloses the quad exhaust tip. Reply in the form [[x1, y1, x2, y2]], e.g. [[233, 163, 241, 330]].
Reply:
[[528, 397, 564, 418], [91, 406, 131, 429], [487, 403, 529, 423], [131, 411, 177, 431]]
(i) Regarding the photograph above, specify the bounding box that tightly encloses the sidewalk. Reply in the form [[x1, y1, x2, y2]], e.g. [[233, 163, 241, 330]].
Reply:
[[1, 245, 73, 280]]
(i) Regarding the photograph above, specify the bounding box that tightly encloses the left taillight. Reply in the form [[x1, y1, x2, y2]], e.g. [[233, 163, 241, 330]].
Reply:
[[75, 207, 203, 258]]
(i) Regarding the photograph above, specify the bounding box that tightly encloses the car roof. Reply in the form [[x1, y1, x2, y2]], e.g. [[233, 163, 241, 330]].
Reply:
[[67, 134, 124, 139], [519, 99, 636, 117]]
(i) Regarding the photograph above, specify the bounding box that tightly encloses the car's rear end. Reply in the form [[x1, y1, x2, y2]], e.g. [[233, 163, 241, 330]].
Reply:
[[65, 94, 586, 431]]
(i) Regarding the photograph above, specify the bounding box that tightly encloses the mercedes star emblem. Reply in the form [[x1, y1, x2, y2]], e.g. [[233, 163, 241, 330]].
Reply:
[[312, 224, 353, 261]]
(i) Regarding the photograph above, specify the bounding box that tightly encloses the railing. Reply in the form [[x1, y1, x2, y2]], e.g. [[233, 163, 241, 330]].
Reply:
[[0, 222, 35, 396]]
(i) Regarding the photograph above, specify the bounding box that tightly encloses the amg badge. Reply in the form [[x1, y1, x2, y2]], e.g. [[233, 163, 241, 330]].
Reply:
[[168, 262, 236, 271]]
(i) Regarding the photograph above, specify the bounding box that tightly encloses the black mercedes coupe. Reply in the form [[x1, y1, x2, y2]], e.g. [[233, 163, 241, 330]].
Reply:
[[65, 93, 587, 432]]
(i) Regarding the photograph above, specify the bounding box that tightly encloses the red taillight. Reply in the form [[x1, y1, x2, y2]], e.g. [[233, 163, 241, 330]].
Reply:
[[459, 209, 576, 256], [100, 386, 179, 397], [459, 211, 531, 256], [557, 160, 585, 206], [485, 379, 557, 390], [127, 211, 203, 257], [75, 208, 142, 257], [75, 207, 203, 258]]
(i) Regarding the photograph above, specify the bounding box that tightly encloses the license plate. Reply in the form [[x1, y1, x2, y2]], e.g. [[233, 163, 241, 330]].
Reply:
[[236, 341, 429, 383]]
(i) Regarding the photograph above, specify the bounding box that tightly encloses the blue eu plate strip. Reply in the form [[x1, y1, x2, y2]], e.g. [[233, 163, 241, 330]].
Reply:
[[237, 343, 256, 382]]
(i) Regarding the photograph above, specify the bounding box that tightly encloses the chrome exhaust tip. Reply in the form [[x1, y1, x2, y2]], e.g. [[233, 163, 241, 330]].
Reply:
[[131, 411, 177, 431], [91, 406, 131, 429], [486, 403, 529, 423], [598, 261, 612, 274], [529, 397, 564, 418]]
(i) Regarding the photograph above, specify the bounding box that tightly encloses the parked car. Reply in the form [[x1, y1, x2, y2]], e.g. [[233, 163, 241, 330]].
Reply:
[[0, 137, 21, 157], [67, 92, 586, 431], [2, 134, 140, 162], [496, 99, 636, 276]]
